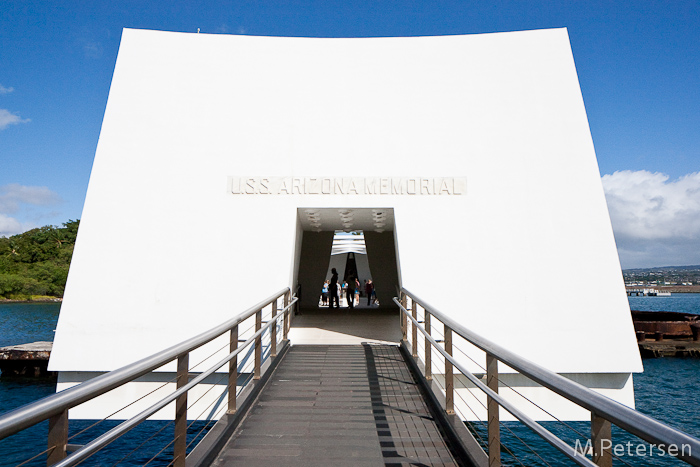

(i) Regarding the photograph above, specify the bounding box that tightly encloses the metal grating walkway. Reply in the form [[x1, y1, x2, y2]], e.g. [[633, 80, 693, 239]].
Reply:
[[210, 344, 461, 466]]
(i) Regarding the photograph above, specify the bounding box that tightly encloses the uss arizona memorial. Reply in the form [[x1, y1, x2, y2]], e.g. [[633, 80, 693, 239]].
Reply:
[[50, 26, 639, 417], [6, 25, 696, 466]]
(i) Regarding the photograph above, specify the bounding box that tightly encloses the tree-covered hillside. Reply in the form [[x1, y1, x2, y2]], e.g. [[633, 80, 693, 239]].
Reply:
[[0, 220, 79, 300]]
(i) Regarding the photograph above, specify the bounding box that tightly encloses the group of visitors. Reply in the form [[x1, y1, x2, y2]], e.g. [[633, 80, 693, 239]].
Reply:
[[321, 268, 376, 309]]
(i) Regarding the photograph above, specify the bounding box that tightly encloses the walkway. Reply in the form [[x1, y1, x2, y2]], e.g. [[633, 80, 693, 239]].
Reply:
[[210, 344, 461, 466], [288, 307, 402, 345]]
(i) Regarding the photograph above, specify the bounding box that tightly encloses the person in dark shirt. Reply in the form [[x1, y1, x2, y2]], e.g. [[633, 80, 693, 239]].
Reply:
[[365, 279, 374, 306], [347, 274, 356, 309], [329, 268, 339, 309]]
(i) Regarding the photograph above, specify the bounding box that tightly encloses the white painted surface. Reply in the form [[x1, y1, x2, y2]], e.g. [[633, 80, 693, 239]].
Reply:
[[50, 28, 642, 419], [440, 373, 635, 422], [57, 372, 230, 421], [288, 310, 401, 346]]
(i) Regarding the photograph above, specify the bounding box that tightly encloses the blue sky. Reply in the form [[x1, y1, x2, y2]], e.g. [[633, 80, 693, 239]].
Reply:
[[1, 1, 698, 268]]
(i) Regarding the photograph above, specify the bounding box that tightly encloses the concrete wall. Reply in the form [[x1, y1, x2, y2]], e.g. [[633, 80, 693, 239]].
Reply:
[[49, 28, 642, 420], [296, 231, 334, 308], [364, 231, 400, 308], [353, 254, 372, 297]]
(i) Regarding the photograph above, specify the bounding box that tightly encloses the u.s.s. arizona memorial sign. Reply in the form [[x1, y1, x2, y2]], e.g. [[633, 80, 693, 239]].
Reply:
[[229, 177, 466, 195]]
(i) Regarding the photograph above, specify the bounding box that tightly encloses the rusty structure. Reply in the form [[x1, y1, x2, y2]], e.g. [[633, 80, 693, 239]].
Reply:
[[0, 342, 54, 377], [632, 310, 700, 358]]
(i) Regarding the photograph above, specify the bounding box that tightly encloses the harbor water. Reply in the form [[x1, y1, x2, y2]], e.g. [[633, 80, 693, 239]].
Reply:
[[628, 293, 700, 315], [2, 296, 700, 466], [0, 303, 211, 466]]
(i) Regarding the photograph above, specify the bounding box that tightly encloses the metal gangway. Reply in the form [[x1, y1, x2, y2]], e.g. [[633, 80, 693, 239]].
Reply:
[[1, 287, 700, 466]]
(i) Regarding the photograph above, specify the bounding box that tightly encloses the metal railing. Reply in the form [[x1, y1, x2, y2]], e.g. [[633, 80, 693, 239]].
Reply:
[[395, 288, 700, 467], [0, 288, 297, 467]]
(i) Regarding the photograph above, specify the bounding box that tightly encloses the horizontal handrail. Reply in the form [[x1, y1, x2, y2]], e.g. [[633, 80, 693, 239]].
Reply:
[[52, 298, 297, 467], [0, 288, 291, 440], [395, 297, 596, 467], [399, 288, 700, 466]]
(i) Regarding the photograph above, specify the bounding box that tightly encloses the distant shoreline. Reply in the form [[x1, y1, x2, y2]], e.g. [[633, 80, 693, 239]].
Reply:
[[1, 286, 698, 305], [0, 297, 62, 304], [626, 285, 700, 293]]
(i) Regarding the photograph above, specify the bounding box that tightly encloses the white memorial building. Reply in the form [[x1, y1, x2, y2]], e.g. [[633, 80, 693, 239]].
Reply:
[[49, 27, 642, 421]]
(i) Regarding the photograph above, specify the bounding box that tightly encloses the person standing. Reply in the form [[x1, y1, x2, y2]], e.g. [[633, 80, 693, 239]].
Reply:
[[365, 279, 374, 306], [329, 268, 339, 309], [321, 280, 329, 306], [346, 274, 356, 309]]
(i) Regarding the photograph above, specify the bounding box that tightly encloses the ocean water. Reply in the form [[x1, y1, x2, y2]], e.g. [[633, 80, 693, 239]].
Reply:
[[469, 357, 700, 466], [0, 302, 60, 347], [473, 293, 700, 466], [2, 295, 700, 466], [0, 303, 210, 466], [628, 293, 700, 315]]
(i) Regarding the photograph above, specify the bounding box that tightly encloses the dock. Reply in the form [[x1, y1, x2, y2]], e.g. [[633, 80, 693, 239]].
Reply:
[[637, 339, 700, 358], [632, 310, 700, 358], [0, 341, 54, 377]]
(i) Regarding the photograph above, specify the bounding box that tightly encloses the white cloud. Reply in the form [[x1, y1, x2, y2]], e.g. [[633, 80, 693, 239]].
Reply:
[[0, 184, 62, 215], [0, 185, 62, 237], [0, 214, 33, 237], [0, 109, 30, 130], [602, 170, 700, 268], [0, 84, 14, 94]]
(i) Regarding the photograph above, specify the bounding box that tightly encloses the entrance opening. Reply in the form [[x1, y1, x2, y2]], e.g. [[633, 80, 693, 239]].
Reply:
[[325, 232, 373, 308], [293, 208, 400, 311]]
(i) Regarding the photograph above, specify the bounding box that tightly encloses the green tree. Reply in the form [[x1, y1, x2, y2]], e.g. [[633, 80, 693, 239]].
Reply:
[[0, 220, 79, 299]]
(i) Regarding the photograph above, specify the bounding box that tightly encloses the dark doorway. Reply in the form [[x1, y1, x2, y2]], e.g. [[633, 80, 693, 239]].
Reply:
[[294, 208, 401, 310]]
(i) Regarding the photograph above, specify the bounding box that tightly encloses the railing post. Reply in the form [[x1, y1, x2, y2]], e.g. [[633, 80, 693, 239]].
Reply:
[[411, 300, 418, 358], [254, 308, 262, 380], [444, 325, 454, 414], [400, 293, 407, 343], [425, 311, 432, 380], [174, 353, 189, 467], [271, 298, 278, 357], [228, 325, 238, 414], [47, 409, 68, 466], [592, 412, 612, 467], [283, 291, 290, 341], [487, 353, 501, 467]]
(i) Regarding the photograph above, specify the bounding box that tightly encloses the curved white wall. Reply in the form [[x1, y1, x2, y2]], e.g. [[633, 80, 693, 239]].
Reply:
[[50, 28, 642, 419]]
